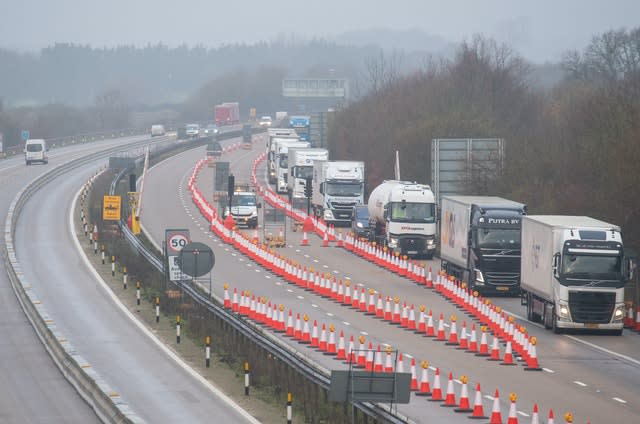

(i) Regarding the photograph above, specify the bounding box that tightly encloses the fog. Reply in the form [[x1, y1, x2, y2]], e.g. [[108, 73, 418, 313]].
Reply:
[[2, 0, 638, 62]]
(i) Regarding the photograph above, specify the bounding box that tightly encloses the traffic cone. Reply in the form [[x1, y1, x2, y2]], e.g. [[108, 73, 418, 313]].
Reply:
[[530, 404, 540, 424], [547, 409, 554, 424], [252, 228, 259, 244], [426, 266, 433, 288], [425, 310, 435, 337], [468, 383, 488, 419], [310, 320, 319, 347], [400, 303, 409, 327], [325, 326, 337, 355], [392, 298, 401, 324], [428, 368, 443, 401], [409, 358, 419, 391], [446, 316, 459, 345], [397, 353, 404, 373], [467, 323, 478, 353], [322, 231, 329, 247], [489, 389, 503, 424], [318, 324, 327, 351], [407, 305, 417, 330], [414, 361, 431, 396], [384, 297, 393, 321], [293, 313, 302, 340], [301, 231, 309, 246], [434, 313, 446, 341], [223, 285, 231, 308], [384, 349, 393, 372], [337, 230, 343, 247], [365, 342, 374, 371], [300, 315, 311, 344], [416, 305, 426, 333], [488, 335, 501, 361], [336, 331, 347, 360], [507, 393, 518, 424], [285, 310, 294, 336], [345, 336, 356, 364], [455, 375, 473, 413], [501, 341, 516, 365], [524, 337, 542, 371], [357, 338, 367, 367], [231, 288, 238, 311], [441, 372, 457, 407], [476, 327, 490, 356], [457, 321, 469, 350], [376, 294, 384, 318], [373, 345, 383, 372]]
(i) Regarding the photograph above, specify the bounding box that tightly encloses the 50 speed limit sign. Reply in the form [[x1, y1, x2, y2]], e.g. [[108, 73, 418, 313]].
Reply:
[[165, 229, 191, 254]]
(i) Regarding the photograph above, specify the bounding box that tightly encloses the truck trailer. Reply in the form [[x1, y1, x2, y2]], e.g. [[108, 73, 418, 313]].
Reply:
[[312, 160, 365, 225], [274, 140, 310, 194], [440, 196, 526, 294], [215, 102, 240, 125], [521, 215, 630, 334], [368, 181, 437, 258], [266, 128, 298, 184], [288, 147, 329, 201]]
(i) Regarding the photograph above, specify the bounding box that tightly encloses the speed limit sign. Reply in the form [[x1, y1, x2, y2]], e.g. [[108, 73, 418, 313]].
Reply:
[[165, 229, 191, 254]]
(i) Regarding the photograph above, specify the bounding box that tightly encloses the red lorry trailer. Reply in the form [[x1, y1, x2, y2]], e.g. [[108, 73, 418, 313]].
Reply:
[[214, 102, 240, 125]]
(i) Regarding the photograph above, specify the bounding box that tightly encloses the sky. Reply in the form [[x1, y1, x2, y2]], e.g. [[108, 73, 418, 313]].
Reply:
[[2, 0, 639, 62]]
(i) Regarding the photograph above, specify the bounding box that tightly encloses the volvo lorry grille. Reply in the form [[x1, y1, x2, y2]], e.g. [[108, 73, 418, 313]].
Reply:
[[568, 292, 615, 323], [485, 272, 520, 286]]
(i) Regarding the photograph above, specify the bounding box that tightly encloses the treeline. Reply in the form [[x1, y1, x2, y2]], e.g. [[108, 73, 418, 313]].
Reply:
[[0, 41, 382, 107], [329, 30, 640, 250]]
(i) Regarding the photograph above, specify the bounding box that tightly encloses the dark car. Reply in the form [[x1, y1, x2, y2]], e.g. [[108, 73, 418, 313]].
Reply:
[[206, 141, 223, 157], [351, 205, 372, 240]]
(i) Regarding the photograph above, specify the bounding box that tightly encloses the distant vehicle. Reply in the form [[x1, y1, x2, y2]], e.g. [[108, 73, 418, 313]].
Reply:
[[177, 126, 188, 140], [204, 124, 219, 136], [215, 102, 240, 125], [206, 141, 223, 158], [24, 139, 48, 165], [259, 116, 273, 128], [289, 115, 311, 142], [242, 124, 253, 149], [287, 147, 329, 201], [185, 124, 200, 138], [312, 160, 365, 226], [150, 124, 165, 137], [275, 111, 287, 123], [351, 205, 372, 240]]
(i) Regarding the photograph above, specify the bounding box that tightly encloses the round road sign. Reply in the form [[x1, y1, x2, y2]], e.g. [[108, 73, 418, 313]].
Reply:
[[168, 234, 189, 253]]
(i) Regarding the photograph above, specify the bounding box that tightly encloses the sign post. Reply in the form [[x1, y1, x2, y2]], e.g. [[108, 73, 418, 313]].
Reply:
[[165, 229, 191, 282]]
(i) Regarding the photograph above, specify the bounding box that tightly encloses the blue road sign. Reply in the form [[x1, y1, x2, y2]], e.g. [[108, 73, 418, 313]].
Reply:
[[21, 130, 30, 141]]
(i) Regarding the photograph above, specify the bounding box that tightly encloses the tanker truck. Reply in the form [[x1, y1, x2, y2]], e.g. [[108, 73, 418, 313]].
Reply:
[[368, 181, 437, 258], [440, 196, 526, 295], [521, 216, 631, 334]]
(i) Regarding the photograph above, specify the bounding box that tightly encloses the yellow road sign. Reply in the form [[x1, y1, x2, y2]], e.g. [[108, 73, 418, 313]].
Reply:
[[103, 195, 121, 221]]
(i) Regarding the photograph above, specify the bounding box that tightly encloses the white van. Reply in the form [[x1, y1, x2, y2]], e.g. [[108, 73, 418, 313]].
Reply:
[[151, 124, 165, 137], [24, 139, 48, 165]]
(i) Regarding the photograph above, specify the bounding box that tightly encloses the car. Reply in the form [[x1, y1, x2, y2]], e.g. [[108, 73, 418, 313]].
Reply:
[[204, 124, 219, 136], [259, 116, 272, 128], [185, 123, 200, 138], [206, 141, 223, 158], [351, 204, 372, 240], [24, 139, 48, 165]]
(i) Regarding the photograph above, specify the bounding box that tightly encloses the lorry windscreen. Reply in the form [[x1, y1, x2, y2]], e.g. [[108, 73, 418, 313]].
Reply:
[[562, 254, 622, 280], [326, 182, 362, 196], [390, 202, 435, 223], [296, 166, 313, 179], [232, 195, 256, 206], [477, 228, 520, 249]]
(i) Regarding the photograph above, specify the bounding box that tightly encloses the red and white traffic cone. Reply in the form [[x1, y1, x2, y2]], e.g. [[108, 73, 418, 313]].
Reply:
[[285, 310, 294, 337], [457, 321, 469, 350], [318, 324, 327, 351], [546, 408, 554, 424], [231, 288, 239, 311], [426, 266, 433, 288], [435, 313, 446, 341], [293, 314, 302, 340], [455, 375, 473, 413], [336, 331, 347, 360], [301, 231, 309, 246], [507, 393, 519, 424], [530, 404, 540, 424], [345, 335, 356, 364], [468, 383, 488, 419], [223, 285, 231, 308], [476, 327, 490, 357], [489, 389, 503, 424], [416, 306, 426, 333], [429, 368, 443, 401], [326, 327, 337, 355], [488, 335, 502, 361], [524, 337, 542, 371], [300, 316, 311, 343], [441, 372, 457, 407], [384, 349, 393, 373], [467, 323, 478, 353], [322, 231, 329, 247], [365, 342, 374, 371], [407, 305, 417, 330], [310, 320, 319, 347], [425, 310, 435, 337], [373, 345, 383, 372], [414, 361, 431, 396], [501, 341, 516, 366], [446, 316, 459, 345], [409, 358, 419, 391], [357, 338, 367, 368]]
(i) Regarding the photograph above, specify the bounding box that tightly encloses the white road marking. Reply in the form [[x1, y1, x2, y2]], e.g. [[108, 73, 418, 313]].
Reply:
[[231, 253, 236, 257], [517, 411, 529, 417], [343, 322, 350, 326], [613, 397, 627, 404], [304, 254, 310, 258], [360, 331, 368, 336], [264, 275, 271, 279], [327, 312, 334, 317], [275, 282, 282, 286], [543, 368, 555, 373], [255, 269, 260, 273], [333, 270, 340, 274], [485, 395, 494, 401], [322, 264, 329, 268], [297, 295, 304, 300], [404, 353, 413, 358], [287, 289, 293, 293], [313, 259, 319, 263], [312, 304, 318, 308], [295, 249, 300, 253], [574, 381, 587, 387]]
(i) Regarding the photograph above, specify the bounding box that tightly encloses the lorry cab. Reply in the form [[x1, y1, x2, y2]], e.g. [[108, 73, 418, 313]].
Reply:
[[24, 139, 48, 165]]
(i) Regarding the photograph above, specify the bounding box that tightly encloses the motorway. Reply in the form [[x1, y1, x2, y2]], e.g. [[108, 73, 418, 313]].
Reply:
[[140, 134, 640, 423], [5, 134, 259, 423]]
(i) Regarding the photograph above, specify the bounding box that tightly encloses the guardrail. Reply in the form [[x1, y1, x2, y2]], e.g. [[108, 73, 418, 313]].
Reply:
[[3, 135, 173, 424], [112, 145, 410, 423]]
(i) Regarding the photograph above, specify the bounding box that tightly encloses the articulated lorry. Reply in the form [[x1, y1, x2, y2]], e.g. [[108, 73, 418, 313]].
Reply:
[[521, 216, 631, 334], [275, 139, 310, 194], [287, 147, 329, 202], [266, 129, 298, 184], [215, 102, 240, 125], [440, 196, 526, 294], [368, 181, 437, 258], [312, 160, 365, 225]]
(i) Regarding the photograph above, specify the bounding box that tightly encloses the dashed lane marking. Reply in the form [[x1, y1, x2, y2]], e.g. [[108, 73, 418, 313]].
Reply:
[[343, 322, 350, 326], [517, 411, 529, 417], [327, 312, 334, 317], [543, 368, 555, 373], [574, 381, 587, 387], [297, 296, 304, 300], [287, 289, 293, 293], [333, 270, 340, 274], [613, 397, 627, 404], [485, 395, 494, 401], [312, 304, 318, 308], [360, 331, 368, 336], [275, 282, 282, 286]]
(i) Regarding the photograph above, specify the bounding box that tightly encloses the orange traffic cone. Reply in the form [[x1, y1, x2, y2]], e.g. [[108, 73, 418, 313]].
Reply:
[[223, 285, 231, 308], [428, 368, 443, 401], [301, 231, 309, 246], [489, 389, 503, 424], [488, 335, 501, 361], [435, 313, 446, 341], [300, 315, 311, 343], [325, 326, 337, 355], [524, 337, 542, 371], [345, 335, 356, 364], [446, 316, 459, 345], [322, 231, 329, 247], [310, 320, 319, 347], [414, 360, 431, 396], [476, 327, 490, 356], [455, 375, 473, 413], [336, 331, 347, 360], [506, 393, 518, 424], [373, 345, 383, 372], [468, 383, 488, 419], [425, 310, 435, 337], [501, 341, 517, 366], [441, 372, 457, 407]]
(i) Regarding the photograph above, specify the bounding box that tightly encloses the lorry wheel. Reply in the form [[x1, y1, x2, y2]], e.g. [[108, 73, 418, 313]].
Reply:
[[543, 304, 553, 330], [551, 309, 562, 334]]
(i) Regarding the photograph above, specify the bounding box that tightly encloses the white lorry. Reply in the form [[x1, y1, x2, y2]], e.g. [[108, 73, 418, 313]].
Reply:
[[440, 196, 526, 294], [368, 180, 437, 258], [312, 160, 365, 225], [266, 128, 298, 184], [275, 140, 310, 194], [150, 124, 165, 137], [287, 147, 329, 202], [24, 139, 48, 165], [521, 216, 630, 334]]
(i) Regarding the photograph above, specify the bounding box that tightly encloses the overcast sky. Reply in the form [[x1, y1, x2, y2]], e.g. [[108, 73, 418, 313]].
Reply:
[[2, 0, 638, 62]]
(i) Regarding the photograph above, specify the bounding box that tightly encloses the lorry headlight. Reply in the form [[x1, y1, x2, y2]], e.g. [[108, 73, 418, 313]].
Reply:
[[389, 238, 398, 248], [613, 304, 625, 321], [474, 269, 484, 283], [324, 210, 334, 220], [558, 301, 570, 319], [427, 239, 435, 245], [356, 222, 363, 228]]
